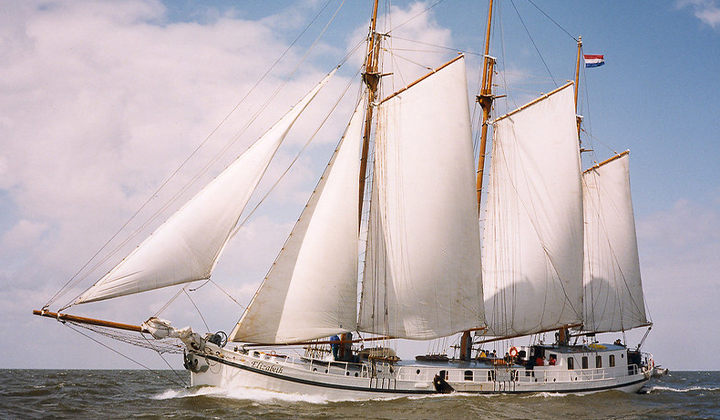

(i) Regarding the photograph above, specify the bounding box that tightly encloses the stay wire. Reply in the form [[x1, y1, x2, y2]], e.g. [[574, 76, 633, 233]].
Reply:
[[140, 333, 190, 387], [153, 286, 186, 318], [48, 0, 342, 310], [390, 36, 483, 56], [387, 0, 448, 33], [183, 288, 210, 332], [525, 0, 578, 43], [509, 0, 556, 87]]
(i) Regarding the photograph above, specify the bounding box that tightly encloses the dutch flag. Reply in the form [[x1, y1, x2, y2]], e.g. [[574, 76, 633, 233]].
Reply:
[[584, 54, 605, 68]]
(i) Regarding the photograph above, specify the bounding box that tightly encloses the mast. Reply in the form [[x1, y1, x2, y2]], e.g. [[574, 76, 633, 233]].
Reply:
[[475, 0, 495, 212], [461, 0, 495, 362], [574, 36, 583, 139], [358, 0, 381, 226]]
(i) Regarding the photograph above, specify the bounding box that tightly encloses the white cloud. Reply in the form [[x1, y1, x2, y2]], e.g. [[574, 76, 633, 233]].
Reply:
[[1, 219, 49, 250], [677, 0, 720, 29]]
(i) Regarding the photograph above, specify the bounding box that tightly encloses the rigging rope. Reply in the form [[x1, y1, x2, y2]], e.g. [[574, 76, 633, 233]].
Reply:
[[387, 0, 448, 33], [183, 288, 210, 332], [525, 0, 578, 43], [390, 35, 483, 57], [509, 0, 556, 88]]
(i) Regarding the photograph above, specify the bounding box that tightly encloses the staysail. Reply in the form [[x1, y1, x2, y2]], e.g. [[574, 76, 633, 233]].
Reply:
[[74, 72, 334, 305], [582, 151, 649, 332], [358, 56, 484, 340], [482, 82, 584, 338], [229, 97, 366, 344]]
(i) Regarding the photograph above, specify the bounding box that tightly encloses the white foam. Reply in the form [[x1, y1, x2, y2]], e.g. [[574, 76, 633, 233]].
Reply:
[[650, 385, 719, 393], [151, 385, 224, 400], [521, 391, 568, 399]]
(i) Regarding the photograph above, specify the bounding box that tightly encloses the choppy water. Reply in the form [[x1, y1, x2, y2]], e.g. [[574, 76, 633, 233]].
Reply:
[[1, 369, 718, 419]]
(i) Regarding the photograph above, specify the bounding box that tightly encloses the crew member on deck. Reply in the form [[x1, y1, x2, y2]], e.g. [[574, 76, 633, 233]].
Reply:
[[339, 332, 353, 362], [330, 335, 340, 359]]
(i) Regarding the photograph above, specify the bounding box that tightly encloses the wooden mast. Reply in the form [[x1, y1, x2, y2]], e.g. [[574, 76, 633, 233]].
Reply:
[[358, 0, 381, 226], [474, 0, 495, 213], [461, 0, 496, 362], [574, 36, 583, 139]]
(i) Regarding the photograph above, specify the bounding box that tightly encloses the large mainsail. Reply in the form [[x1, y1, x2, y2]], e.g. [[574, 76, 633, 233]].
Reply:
[[229, 98, 366, 344], [482, 82, 584, 338], [358, 56, 484, 340], [74, 73, 334, 305], [582, 151, 649, 332]]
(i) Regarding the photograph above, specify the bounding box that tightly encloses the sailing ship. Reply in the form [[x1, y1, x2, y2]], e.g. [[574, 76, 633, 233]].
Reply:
[[34, 1, 657, 398]]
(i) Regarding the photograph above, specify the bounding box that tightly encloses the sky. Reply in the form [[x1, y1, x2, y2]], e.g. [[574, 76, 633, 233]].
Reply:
[[2, 0, 719, 372]]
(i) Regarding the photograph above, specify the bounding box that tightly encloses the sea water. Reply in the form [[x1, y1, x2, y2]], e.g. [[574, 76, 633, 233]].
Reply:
[[1, 369, 718, 419]]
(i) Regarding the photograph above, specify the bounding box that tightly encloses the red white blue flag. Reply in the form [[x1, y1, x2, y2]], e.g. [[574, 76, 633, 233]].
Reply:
[[584, 54, 605, 68]]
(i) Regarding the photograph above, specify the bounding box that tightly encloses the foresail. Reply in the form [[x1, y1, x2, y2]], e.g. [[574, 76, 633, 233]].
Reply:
[[358, 56, 484, 340], [582, 152, 648, 332], [74, 72, 334, 305], [229, 97, 365, 344], [482, 83, 584, 338]]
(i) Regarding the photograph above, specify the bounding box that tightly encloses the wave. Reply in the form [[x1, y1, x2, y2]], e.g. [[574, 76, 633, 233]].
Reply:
[[650, 385, 720, 393]]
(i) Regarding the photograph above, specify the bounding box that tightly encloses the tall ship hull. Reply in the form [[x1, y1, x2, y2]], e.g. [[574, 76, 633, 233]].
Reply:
[[185, 343, 652, 398]]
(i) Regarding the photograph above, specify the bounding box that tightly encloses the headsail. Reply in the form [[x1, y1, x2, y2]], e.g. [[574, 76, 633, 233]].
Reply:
[[74, 72, 334, 305], [229, 97, 366, 344], [482, 82, 584, 338], [358, 56, 484, 340], [582, 151, 649, 332]]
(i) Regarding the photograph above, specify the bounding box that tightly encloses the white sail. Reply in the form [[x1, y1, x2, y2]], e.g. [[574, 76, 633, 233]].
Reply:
[[229, 98, 365, 344], [358, 56, 484, 340], [582, 152, 648, 332], [482, 82, 584, 337], [74, 73, 334, 305]]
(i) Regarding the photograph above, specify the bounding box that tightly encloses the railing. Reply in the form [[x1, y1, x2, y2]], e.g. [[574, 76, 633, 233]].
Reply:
[[395, 363, 642, 385], [231, 348, 644, 386]]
